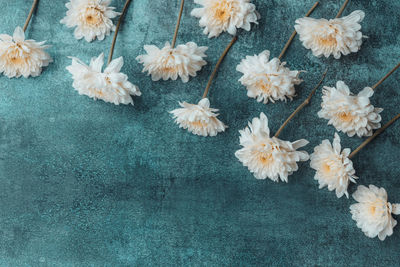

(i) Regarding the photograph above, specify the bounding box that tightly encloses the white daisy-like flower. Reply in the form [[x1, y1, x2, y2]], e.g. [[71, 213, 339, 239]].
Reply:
[[60, 0, 120, 42], [318, 81, 383, 138], [170, 98, 227, 136], [235, 112, 309, 182], [66, 53, 141, 105], [295, 10, 365, 59], [351, 185, 400, 241], [191, 0, 259, 38], [310, 133, 357, 198], [0, 26, 52, 78], [136, 42, 208, 83], [236, 50, 303, 104]]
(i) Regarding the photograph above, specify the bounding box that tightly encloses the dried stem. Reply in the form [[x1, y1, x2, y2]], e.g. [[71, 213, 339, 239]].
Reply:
[[202, 36, 238, 99], [335, 0, 349, 18], [171, 0, 185, 48], [108, 0, 132, 65], [278, 1, 319, 60], [371, 62, 400, 90], [23, 0, 39, 32], [274, 68, 328, 138], [349, 113, 400, 159]]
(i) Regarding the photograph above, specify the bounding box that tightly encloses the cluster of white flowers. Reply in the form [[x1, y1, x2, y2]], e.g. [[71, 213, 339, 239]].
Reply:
[[60, 0, 120, 42], [310, 133, 357, 198], [235, 113, 309, 182], [170, 98, 227, 136], [136, 42, 208, 83], [351, 185, 400, 241], [0, 27, 52, 78], [66, 53, 141, 105], [295, 10, 365, 59], [318, 81, 383, 137], [191, 0, 259, 38], [236, 50, 303, 104]]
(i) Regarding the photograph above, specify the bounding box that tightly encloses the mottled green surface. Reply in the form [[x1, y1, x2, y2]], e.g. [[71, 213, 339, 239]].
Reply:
[[0, 0, 399, 266]]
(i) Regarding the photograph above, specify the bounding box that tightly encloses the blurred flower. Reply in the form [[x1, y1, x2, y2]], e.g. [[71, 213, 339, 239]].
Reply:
[[235, 112, 309, 182], [295, 10, 365, 59], [236, 50, 302, 103], [66, 53, 141, 105], [136, 42, 207, 83], [351, 185, 400, 241], [0, 27, 52, 78], [191, 0, 259, 38], [318, 81, 382, 137], [60, 0, 120, 42], [310, 133, 357, 198], [170, 98, 227, 136]]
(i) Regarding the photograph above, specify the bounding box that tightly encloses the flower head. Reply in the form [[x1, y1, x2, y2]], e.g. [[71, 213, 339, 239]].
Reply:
[[295, 10, 365, 59], [191, 0, 259, 38], [60, 0, 120, 42], [236, 50, 303, 103], [66, 53, 141, 105], [0, 27, 52, 78], [170, 98, 227, 136], [235, 112, 309, 182], [310, 133, 357, 198], [136, 42, 208, 83], [318, 81, 382, 137], [351, 185, 400, 241]]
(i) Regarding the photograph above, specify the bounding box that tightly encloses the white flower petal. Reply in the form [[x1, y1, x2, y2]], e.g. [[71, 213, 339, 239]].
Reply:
[[236, 113, 309, 182], [191, 0, 259, 38], [350, 185, 398, 241], [170, 98, 227, 137], [295, 10, 365, 58]]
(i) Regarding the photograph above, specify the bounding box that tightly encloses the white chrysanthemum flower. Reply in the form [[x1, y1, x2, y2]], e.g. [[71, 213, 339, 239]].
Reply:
[[0, 27, 52, 78], [191, 0, 259, 38], [60, 0, 120, 42], [350, 185, 400, 241], [66, 53, 141, 105], [295, 10, 365, 59], [235, 112, 309, 182], [310, 133, 357, 198], [236, 50, 303, 104], [318, 81, 383, 138], [170, 98, 227, 136], [136, 42, 208, 83]]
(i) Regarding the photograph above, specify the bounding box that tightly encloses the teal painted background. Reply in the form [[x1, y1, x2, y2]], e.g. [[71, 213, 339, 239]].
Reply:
[[1, 0, 399, 266]]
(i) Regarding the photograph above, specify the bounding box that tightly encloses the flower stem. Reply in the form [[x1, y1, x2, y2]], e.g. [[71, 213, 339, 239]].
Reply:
[[202, 36, 237, 99], [274, 68, 328, 138], [171, 0, 185, 48], [372, 62, 400, 90], [278, 1, 319, 60], [108, 0, 132, 65], [335, 0, 349, 18], [23, 0, 39, 32], [349, 113, 400, 159]]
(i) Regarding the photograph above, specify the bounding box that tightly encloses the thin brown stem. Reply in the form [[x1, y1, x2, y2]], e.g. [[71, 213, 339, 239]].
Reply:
[[108, 0, 132, 65], [202, 36, 238, 99], [23, 0, 39, 32], [171, 0, 185, 48], [274, 68, 328, 137], [336, 0, 349, 18], [349, 113, 400, 159], [371, 62, 400, 90], [278, 1, 319, 60]]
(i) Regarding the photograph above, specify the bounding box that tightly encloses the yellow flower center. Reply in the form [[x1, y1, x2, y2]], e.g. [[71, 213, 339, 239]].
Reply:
[[316, 25, 338, 48], [82, 7, 104, 27], [211, 0, 234, 23], [189, 121, 206, 128], [337, 112, 355, 122]]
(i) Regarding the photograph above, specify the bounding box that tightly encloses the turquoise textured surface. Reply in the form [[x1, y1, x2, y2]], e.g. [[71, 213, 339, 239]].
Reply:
[[1, 0, 400, 266]]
